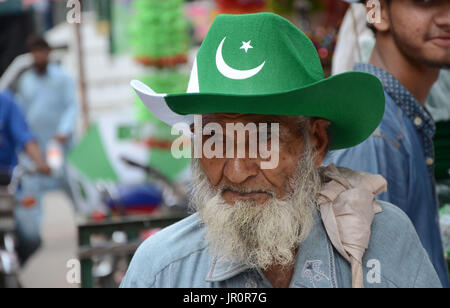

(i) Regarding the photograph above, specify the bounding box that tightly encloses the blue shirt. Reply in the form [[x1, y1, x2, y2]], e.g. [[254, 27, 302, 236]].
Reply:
[[325, 63, 448, 287], [16, 63, 78, 149], [0, 91, 34, 172], [121, 201, 441, 288]]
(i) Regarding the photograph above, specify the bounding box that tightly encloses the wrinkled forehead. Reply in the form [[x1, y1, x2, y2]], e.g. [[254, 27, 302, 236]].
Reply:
[[191, 114, 306, 139]]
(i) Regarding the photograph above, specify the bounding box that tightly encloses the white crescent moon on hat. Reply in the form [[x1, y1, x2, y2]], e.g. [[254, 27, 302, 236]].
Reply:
[[216, 37, 266, 80]]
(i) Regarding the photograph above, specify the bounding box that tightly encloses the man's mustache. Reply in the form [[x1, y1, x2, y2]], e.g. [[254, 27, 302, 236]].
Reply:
[[219, 185, 276, 197]]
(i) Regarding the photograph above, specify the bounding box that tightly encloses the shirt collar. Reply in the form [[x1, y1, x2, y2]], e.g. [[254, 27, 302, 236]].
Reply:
[[205, 210, 338, 288], [354, 63, 435, 139], [31, 62, 57, 78]]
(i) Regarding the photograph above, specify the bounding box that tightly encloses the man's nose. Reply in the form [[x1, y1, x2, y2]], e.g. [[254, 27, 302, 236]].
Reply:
[[223, 158, 259, 184], [435, 5, 450, 29]]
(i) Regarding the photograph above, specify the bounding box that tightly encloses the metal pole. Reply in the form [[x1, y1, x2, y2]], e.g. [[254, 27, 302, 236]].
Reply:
[[74, 0, 89, 132]]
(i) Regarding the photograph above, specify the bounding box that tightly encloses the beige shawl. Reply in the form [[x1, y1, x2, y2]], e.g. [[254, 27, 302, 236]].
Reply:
[[317, 164, 387, 288]]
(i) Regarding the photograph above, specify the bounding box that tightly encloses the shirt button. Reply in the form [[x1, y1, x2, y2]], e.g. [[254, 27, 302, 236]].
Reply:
[[426, 157, 434, 166], [414, 117, 423, 126]]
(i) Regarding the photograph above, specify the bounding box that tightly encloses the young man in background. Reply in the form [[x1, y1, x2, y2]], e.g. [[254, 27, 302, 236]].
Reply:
[[327, 0, 450, 287]]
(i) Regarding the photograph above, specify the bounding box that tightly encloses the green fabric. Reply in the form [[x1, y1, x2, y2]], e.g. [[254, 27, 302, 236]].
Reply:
[[436, 121, 450, 136], [163, 13, 385, 150], [149, 148, 189, 182], [436, 162, 450, 180], [67, 124, 118, 181], [196, 13, 324, 95], [435, 139, 450, 147]]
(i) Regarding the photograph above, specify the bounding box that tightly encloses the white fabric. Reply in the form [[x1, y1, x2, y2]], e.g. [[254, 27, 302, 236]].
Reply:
[[130, 80, 194, 126], [187, 57, 200, 94], [332, 4, 375, 75]]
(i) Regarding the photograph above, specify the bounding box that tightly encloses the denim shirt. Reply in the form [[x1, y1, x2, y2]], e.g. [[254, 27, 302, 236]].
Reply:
[[326, 63, 448, 287], [121, 201, 441, 288]]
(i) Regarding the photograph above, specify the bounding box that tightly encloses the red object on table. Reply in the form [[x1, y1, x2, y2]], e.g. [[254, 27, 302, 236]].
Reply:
[[110, 206, 159, 216], [91, 210, 107, 222]]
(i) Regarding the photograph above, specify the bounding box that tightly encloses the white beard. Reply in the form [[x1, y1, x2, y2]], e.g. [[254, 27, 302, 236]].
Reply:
[[190, 146, 322, 270]]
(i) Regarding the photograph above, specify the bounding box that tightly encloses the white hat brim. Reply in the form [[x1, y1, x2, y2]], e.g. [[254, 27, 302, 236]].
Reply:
[[130, 79, 194, 127]]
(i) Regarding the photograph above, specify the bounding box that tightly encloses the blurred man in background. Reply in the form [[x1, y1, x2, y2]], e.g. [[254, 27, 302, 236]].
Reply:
[[328, 0, 450, 287], [0, 91, 50, 263], [16, 36, 78, 167], [14, 36, 78, 263]]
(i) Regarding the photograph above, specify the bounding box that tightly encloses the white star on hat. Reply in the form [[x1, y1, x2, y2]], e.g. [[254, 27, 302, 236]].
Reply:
[[240, 41, 253, 53]]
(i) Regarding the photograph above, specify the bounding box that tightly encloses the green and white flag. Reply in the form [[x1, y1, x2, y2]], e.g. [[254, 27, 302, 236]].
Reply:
[[67, 113, 189, 214]]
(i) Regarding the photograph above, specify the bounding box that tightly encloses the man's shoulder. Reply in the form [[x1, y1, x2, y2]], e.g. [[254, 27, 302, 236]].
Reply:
[[358, 91, 410, 153], [122, 213, 208, 287], [365, 200, 440, 287], [372, 200, 412, 231], [371, 200, 423, 250], [379, 92, 405, 127]]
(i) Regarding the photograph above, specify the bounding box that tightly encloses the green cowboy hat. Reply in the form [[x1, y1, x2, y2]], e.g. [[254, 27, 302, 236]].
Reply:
[[131, 12, 385, 150]]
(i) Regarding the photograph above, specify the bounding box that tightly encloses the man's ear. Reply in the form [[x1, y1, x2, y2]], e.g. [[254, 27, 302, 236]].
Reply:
[[367, 0, 390, 33], [309, 119, 331, 167]]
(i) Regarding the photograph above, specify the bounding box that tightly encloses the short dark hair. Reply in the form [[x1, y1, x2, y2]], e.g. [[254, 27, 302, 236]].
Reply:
[[26, 36, 51, 52]]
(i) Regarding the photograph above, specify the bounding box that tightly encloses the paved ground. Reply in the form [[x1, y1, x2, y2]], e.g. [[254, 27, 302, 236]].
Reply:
[[19, 191, 79, 288]]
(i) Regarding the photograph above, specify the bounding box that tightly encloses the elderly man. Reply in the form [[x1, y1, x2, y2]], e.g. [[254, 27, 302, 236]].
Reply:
[[121, 13, 441, 288]]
